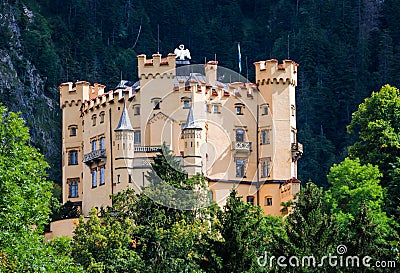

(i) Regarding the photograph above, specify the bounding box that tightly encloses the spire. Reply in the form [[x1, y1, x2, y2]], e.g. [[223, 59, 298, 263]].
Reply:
[[115, 100, 134, 131], [183, 104, 201, 130]]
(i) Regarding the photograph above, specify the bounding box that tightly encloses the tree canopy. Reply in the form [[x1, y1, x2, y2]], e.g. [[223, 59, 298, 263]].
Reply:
[[0, 104, 81, 272]]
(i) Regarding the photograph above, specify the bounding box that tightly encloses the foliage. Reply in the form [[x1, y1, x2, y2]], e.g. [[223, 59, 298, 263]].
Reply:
[[347, 84, 400, 218], [268, 182, 339, 272], [72, 208, 144, 273], [326, 158, 398, 271], [216, 190, 279, 273], [71, 145, 220, 272], [0, 104, 81, 272]]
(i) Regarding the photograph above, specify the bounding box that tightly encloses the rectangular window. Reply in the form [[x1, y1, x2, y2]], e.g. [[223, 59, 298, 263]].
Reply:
[[236, 159, 245, 178], [134, 131, 141, 145], [68, 179, 79, 198], [291, 130, 296, 144], [183, 100, 190, 109], [92, 140, 97, 151], [261, 129, 270, 145], [235, 106, 243, 115], [246, 196, 255, 205], [154, 101, 160, 110], [206, 104, 211, 113], [236, 129, 245, 142], [265, 197, 273, 206], [128, 174, 132, 183], [117, 174, 121, 184], [68, 150, 78, 165], [100, 166, 105, 185], [134, 106, 140, 115], [69, 126, 77, 136], [262, 104, 269, 115], [100, 137, 105, 150], [213, 105, 219, 113], [92, 169, 97, 188], [261, 160, 271, 178]]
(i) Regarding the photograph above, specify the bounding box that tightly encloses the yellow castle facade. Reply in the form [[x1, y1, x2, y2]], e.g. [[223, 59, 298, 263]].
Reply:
[[59, 47, 302, 216]]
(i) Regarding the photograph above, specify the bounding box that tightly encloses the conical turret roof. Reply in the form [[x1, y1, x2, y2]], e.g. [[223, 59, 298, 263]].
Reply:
[[183, 104, 201, 130], [115, 100, 134, 131]]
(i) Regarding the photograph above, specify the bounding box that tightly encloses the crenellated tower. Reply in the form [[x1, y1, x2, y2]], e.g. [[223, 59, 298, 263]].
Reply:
[[254, 59, 301, 202]]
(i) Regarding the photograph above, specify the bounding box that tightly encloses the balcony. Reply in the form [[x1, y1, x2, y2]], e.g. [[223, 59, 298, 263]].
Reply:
[[233, 141, 252, 153], [291, 142, 303, 161], [134, 146, 161, 153], [83, 149, 106, 164]]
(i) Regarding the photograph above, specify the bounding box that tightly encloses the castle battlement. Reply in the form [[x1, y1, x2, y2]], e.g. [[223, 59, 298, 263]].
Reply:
[[137, 53, 176, 79], [254, 59, 298, 86], [60, 80, 135, 110]]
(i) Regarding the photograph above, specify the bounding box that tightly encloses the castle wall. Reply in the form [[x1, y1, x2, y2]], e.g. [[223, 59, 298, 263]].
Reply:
[[59, 53, 301, 218]]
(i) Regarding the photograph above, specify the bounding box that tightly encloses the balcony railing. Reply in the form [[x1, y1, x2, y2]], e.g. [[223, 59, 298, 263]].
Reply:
[[291, 142, 303, 161], [134, 146, 161, 153], [233, 141, 252, 153], [83, 149, 106, 163]]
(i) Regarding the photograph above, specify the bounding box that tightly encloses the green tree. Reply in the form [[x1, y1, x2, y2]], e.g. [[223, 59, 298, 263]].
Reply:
[[0, 104, 81, 272], [216, 190, 277, 273], [326, 158, 398, 270], [269, 182, 339, 272], [71, 207, 144, 273], [347, 84, 400, 218]]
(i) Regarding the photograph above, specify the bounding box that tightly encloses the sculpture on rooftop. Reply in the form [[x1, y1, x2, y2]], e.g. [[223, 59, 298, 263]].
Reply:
[[174, 44, 191, 60]]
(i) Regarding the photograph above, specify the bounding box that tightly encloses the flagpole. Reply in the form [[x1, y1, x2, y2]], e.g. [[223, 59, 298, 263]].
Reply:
[[238, 42, 242, 74]]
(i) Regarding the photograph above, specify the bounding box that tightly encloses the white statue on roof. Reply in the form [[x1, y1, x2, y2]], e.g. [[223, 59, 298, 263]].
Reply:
[[174, 44, 191, 60]]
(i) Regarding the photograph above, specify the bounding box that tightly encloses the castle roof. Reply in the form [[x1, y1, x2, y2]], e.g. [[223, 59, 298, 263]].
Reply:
[[183, 104, 201, 130], [115, 100, 134, 131]]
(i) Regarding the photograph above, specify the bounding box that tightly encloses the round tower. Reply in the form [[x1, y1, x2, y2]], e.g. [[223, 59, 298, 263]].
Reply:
[[182, 105, 203, 176], [114, 100, 134, 184]]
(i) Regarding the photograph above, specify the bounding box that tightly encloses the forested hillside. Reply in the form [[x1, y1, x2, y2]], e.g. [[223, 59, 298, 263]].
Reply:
[[1, 0, 400, 186]]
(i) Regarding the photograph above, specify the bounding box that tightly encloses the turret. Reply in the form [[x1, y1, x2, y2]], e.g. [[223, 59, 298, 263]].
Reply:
[[205, 61, 218, 84], [254, 59, 298, 87], [182, 105, 203, 176], [137, 53, 176, 80], [114, 100, 134, 170]]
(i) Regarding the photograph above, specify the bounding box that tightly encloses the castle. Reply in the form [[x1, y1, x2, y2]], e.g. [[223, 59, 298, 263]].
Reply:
[[59, 46, 302, 216]]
